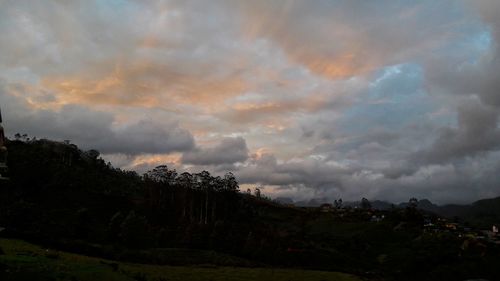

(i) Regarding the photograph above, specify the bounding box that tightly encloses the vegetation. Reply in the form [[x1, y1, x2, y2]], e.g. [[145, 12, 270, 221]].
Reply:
[[435, 197, 500, 228], [0, 138, 499, 280], [0, 238, 360, 281]]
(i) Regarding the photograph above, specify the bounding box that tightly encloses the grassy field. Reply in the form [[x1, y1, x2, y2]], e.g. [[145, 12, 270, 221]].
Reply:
[[0, 238, 361, 281]]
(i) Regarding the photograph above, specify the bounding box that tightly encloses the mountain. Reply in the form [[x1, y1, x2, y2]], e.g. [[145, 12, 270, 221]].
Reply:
[[437, 197, 500, 228], [415, 199, 440, 213], [395, 198, 500, 227], [2, 138, 500, 281], [271, 196, 499, 228], [294, 197, 330, 207], [371, 200, 393, 210], [274, 197, 294, 205], [397, 199, 440, 213]]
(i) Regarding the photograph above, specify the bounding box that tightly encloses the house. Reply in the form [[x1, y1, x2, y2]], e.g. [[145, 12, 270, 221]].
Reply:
[[445, 223, 458, 231], [482, 229, 498, 241], [319, 203, 333, 212], [370, 215, 384, 222]]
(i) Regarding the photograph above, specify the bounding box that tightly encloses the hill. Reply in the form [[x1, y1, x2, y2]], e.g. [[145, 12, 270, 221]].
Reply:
[[276, 195, 500, 229], [1, 139, 500, 281], [0, 238, 360, 281], [436, 197, 500, 228]]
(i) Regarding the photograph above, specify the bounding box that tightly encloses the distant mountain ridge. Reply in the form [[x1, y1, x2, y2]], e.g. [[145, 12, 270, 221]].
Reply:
[[274, 196, 500, 227], [274, 196, 440, 210], [437, 197, 500, 228]]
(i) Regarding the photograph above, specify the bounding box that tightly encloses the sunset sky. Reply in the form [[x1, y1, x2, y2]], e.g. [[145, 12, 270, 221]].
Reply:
[[1, 0, 500, 203]]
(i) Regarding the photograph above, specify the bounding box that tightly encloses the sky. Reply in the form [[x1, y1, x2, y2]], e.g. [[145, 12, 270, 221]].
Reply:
[[1, 0, 500, 204]]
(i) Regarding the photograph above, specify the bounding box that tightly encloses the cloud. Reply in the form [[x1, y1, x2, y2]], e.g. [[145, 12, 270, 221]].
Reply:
[[413, 99, 500, 164], [1, 0, 500, 203], [235, 153, 351, 195], [423, 1, 500, 106], [234, 151, 500, 204], [182, 137, 249, 165], [230, 0, 475, 79], [0, 81, 194, 155]]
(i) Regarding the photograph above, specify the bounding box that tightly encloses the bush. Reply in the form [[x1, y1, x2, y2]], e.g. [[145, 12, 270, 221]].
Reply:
[[120, 211, 149, 248]]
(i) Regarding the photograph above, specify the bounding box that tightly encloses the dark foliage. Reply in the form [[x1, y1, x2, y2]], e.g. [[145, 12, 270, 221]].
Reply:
[[0, 138, 499, 281]]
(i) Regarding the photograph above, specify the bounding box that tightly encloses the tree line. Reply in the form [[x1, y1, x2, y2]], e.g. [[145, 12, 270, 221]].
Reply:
[[143, 165, 240, 226]]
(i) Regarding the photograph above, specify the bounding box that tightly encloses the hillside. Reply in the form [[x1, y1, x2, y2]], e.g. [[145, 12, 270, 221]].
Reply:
[[0, 238, 360, 281], [278, 195, 500, 229], [1, 139, 500, 281], [435, 197, 500, 228]]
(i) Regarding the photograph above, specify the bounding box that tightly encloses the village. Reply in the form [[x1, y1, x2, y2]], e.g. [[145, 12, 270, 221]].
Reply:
[[313, 201, 500, 246]]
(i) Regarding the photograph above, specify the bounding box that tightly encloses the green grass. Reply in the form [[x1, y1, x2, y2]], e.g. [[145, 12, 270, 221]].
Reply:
[[0, 238, 361, 281]]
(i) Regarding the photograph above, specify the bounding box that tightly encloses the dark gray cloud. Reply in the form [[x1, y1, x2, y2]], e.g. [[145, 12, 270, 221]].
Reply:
[[413, 99, 500, 165], [0, 82, 194, 155], [234, 151, 500, 204], [423, 2, 500, 106], [99, 120, 195, 155], [182, 137, 248, 165], [235, 154, 350, 199]]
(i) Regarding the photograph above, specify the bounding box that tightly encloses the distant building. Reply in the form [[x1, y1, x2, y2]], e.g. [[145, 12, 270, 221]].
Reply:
[[370, 215, 384, 222], [319, 203, 333, 212], [445, 223, 458, 231]]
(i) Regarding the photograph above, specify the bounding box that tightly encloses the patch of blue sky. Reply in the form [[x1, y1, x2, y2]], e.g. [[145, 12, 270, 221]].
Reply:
[[433, 23, 492, 66], [93, 0, 141, 20], [463, 29, 493, 65], [341, 63, 434, 133], [95, 0, 129, 10]]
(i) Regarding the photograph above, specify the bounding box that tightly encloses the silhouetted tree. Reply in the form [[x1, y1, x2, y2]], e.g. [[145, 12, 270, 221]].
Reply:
[[409, 197, 418, 209], [361, 198, 371, 209], [120, 211, 148, 248], [84, 149, 100, 160], [334, 198, 343, 208], [223, 172, 239, 192], [254, 187, 262, 199], [107, 211, 124, 242], [145, 165, 177, 185]]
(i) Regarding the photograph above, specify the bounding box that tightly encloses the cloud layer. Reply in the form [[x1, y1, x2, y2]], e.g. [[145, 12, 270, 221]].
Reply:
[[182, 137, 248, 165], [1, 0, 500, 203]]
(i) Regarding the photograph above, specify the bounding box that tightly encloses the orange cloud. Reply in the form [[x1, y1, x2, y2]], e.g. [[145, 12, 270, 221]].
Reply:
[[126, 153, 182, 170], [41, 59, 249, 110], [232, 2, 376, 79], [231, 1, 439, 80], [221, 89, 347, 125]]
